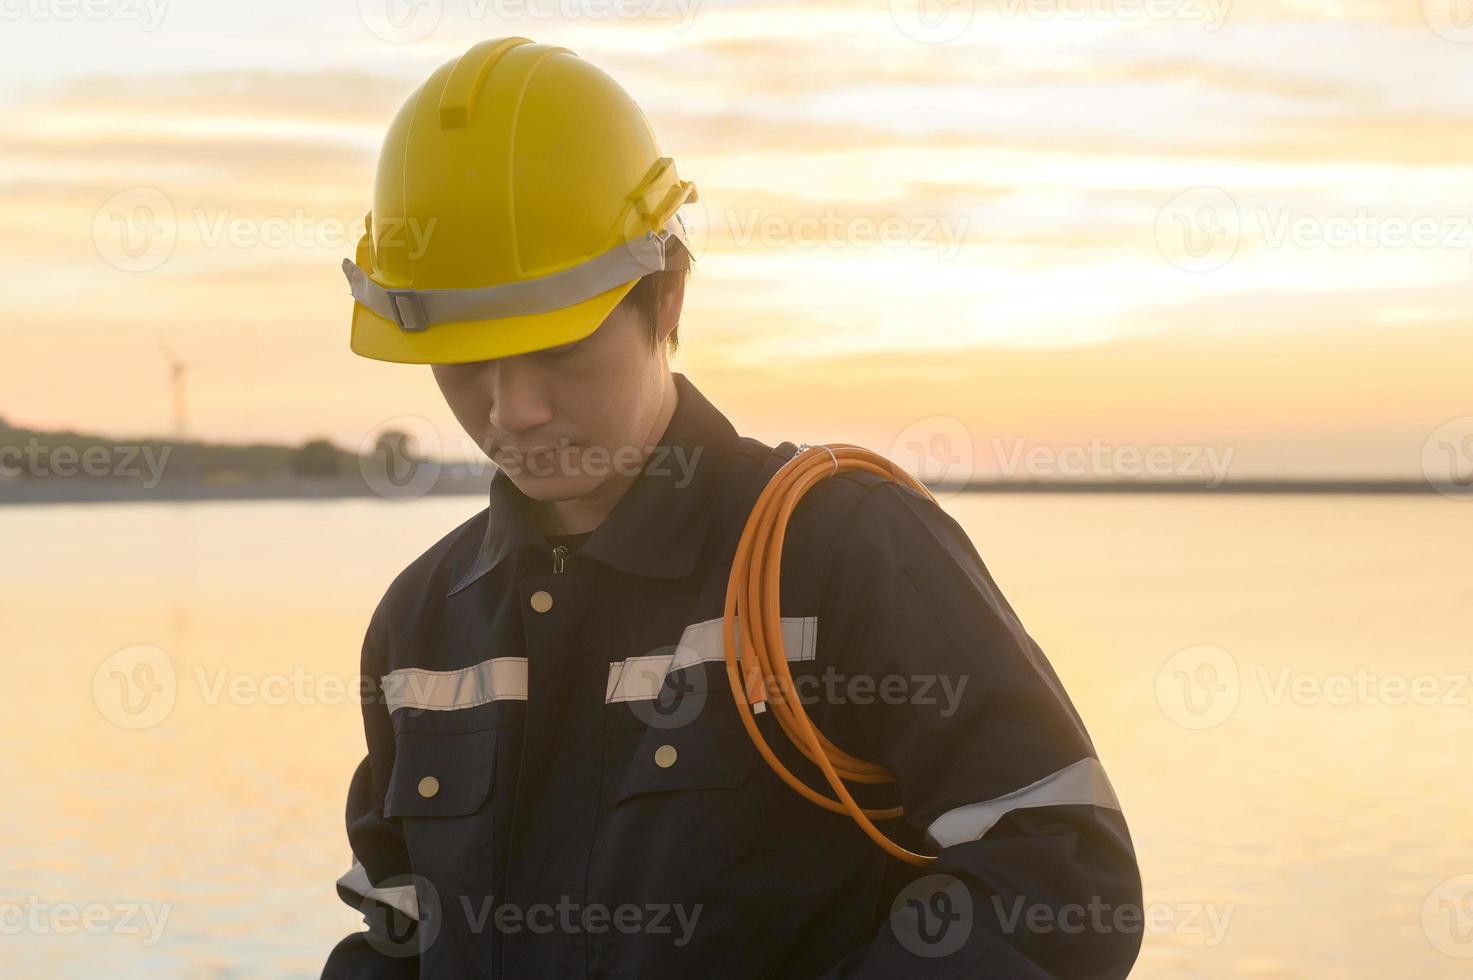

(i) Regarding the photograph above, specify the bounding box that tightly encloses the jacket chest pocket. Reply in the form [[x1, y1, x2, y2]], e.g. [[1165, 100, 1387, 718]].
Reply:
[[605, 720, 758, 804], [586, 714, 773, 965], [595, 711, 768, 888], [384, 726, 503, 907]]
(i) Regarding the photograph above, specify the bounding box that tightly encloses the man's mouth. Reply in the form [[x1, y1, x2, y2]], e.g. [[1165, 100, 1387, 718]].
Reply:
[[493, 437, 580, 459]]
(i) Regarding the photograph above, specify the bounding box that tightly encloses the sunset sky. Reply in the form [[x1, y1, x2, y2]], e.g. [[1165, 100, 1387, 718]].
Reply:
[[4, 0, 1471, 478]]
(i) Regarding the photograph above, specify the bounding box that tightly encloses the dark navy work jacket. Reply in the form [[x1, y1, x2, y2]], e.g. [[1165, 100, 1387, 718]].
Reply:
[[322, 372, 1142, 979]]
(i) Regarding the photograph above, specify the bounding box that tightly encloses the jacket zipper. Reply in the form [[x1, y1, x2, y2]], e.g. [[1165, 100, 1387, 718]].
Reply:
[[551, 544, 569, 574]]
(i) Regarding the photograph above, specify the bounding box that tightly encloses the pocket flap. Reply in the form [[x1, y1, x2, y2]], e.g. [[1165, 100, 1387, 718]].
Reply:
[[385, 727, 497, 818], [610, 724, 758, 805]]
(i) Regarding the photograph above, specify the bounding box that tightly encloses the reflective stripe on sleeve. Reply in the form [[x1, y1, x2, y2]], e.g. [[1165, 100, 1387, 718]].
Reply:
[[337, 860, 419, 921], [925, 757, 1121, 849]]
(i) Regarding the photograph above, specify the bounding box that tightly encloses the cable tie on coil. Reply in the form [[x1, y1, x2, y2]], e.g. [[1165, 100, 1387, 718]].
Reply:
[[795, 442, 840, 476]]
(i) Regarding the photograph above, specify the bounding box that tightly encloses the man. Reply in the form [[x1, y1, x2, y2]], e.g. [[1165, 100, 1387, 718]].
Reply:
[[325, 37, 1142, 979]]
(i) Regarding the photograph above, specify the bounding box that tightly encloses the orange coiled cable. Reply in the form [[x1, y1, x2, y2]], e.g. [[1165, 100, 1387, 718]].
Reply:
[[723, 442, 939, 867]]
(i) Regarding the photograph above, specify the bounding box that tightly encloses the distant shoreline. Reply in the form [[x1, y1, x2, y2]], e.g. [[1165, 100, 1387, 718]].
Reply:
[[0, 476, 1446, 506], [3, 417, 1451, 504], [937, 479, 1444, 495]]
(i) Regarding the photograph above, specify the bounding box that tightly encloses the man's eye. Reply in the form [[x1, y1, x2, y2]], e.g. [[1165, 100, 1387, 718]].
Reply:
[[544, 342, 578, 357]]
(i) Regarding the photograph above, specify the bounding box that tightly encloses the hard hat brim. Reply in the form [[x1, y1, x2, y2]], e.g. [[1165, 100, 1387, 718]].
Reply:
[[349, 275, 640, 365]]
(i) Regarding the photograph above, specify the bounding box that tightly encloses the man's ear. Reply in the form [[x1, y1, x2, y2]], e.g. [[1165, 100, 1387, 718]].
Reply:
[[655, 272, 686, 346]]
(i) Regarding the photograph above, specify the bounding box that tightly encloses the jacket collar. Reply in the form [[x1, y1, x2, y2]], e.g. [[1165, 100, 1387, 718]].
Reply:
[[447, 372, 742, 596]]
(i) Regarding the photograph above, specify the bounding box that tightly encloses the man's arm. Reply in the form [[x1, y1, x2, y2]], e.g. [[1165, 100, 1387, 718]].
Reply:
[[321, 620, 422, 979], [812, 480, 1143, 979]]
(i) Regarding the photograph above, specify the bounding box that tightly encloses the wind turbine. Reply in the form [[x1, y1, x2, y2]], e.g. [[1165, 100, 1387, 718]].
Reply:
[[159, 341, 189, 438]]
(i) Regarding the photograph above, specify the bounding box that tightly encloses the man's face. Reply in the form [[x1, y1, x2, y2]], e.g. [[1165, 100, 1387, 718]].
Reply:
[[431, 302, 671, 503]]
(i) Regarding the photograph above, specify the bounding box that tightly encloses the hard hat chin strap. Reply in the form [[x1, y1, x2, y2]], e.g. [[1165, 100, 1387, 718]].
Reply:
[[343, 226, 689, 334]]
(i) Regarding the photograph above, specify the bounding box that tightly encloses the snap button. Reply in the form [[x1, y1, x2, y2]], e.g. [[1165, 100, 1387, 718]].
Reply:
[[417, 775, 440, 799], [530, 590, 553, 613], [654, 744, 678, 769]]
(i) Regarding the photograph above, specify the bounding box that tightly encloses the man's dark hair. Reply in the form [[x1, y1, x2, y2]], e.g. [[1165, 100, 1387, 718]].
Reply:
[[617, 245, 692, 356]]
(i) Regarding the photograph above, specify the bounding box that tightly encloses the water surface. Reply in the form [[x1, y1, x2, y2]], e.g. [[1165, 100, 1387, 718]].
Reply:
[[2, 494, 1468, 977]]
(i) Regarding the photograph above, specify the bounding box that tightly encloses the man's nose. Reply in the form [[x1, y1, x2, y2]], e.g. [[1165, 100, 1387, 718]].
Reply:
[[484, 359, 555, 435]]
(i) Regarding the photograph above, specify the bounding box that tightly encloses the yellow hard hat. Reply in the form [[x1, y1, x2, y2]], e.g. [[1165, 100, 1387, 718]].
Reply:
[[343, 37, 697, 365]]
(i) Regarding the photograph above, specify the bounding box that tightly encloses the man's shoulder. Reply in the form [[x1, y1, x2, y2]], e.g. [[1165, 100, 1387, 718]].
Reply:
[[728, 436, 891, 508], [723, 435, 913, 564], [366, 505, 488, 639]]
